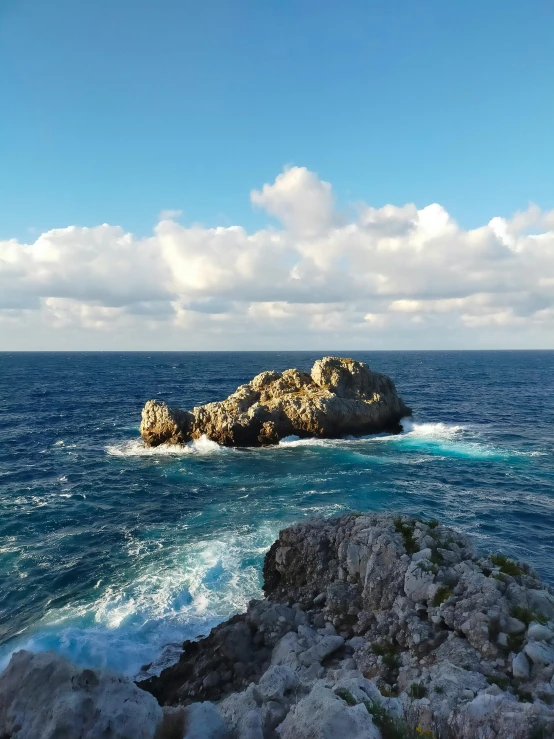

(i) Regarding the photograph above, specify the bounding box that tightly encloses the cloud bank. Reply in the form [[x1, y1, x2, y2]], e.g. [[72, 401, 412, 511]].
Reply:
[[1, 167, 553, 349]]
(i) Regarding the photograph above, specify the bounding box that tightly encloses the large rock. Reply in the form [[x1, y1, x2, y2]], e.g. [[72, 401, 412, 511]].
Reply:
[[0, 650, 163, 739], [140, 400, 192, 446], [277, 683, 380, 739], [140, 357, 410, 447]]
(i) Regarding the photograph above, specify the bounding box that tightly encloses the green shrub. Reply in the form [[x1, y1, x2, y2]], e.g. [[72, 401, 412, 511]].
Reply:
[[510, 605, 547, 626], [428, 519, 439, 529], [490, 554, 524, 577], [431, 585, 452, 607], [516, 688, 533, 703], [335, 688, 357, 706], [488, 618, 501, 643], [487, 675, 509, 690], [506, 633, 525, 653], [433, 685, 444, 694], [363, 701, 407, 739], [383, 651, 400, 669], [408, 682, 427, 699], [393, 518, 418, 555], [372, 641, 400, 669], [430, 549, 443, 566]]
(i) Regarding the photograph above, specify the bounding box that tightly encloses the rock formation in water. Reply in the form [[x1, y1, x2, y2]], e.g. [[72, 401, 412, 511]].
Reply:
[[3, 513, 554, 738], [140, 356, 410, 447]]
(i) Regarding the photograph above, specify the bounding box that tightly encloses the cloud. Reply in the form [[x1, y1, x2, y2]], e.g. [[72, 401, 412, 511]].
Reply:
[[250, 166, 337, 236], [1, 165, 553, 349]]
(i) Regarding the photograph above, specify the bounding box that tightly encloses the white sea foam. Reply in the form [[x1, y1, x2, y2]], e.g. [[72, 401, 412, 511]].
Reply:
[[279, 435, 332, 448], [0, 522, 277, 679], [396, 417, 515, 461], [280, 421, 468, 448], [106, 435, 224, 458], [399, 418, 466, 438]]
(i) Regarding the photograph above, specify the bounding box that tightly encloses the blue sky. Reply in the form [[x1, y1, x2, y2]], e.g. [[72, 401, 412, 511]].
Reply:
[[2, 0, 553, 240], [1, 0, 554, 350]]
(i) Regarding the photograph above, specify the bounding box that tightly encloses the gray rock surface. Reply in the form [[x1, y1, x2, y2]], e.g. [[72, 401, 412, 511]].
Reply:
[[140, 357, 410, 447], [0, 650, 163, 739], [277, 682, 380, 739], [512, 651, 531, 679], [142, 512, 554, 738], [182, 702, 229, 739]]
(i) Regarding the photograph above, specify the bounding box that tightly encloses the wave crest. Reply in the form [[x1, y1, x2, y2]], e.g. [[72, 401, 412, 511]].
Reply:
[[106, 435, 224, 458], [400, 418, 466, 438]]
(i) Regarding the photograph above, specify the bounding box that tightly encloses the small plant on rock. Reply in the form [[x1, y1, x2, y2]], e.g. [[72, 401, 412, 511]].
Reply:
[[383, 652, 400, 669], [394, 518, 419, 555], [490, 554, 524, 577], [430, 548, 443, 566], [486, 675, 509, 690], [335, 688, 357, 706], [431, 585, 451, 607], [428, 519, 439, 529], [506, 632, 525, 654], [372, 641, 400, 665], [363, 701, 407, 739], [510, 605, 547, 626], [409, 682, 427, 699], [516, 688, 534, 703]]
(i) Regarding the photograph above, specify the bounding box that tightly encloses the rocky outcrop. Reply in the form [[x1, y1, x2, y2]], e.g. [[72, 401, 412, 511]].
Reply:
[[4, 514, 554, 738], [140, 513, 554, 738], [140, 357, 410, 447]]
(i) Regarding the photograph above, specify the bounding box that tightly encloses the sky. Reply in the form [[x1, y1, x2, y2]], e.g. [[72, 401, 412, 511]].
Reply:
[[1, 0, 553, 350]]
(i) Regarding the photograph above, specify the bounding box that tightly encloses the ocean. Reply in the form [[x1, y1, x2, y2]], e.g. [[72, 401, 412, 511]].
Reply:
[[1, 351, 553, 678]]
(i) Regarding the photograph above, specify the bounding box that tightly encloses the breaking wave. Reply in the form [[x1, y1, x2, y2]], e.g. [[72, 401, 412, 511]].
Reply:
[[0, 523, 277, 678], [106, 435, 224, 457]]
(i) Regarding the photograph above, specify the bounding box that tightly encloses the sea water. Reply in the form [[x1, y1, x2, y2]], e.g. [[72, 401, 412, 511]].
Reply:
[[1, 351, 553, 677]]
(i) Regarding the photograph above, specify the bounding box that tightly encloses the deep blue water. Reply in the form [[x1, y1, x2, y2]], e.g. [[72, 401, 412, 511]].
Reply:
[[1, 351, 553, 677]]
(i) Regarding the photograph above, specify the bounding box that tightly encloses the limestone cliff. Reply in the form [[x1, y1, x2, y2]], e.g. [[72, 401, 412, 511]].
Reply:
[[139, 513, 554, 738]]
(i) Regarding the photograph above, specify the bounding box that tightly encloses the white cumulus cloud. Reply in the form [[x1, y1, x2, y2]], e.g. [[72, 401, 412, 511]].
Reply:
[[1, 166, 553, 349]]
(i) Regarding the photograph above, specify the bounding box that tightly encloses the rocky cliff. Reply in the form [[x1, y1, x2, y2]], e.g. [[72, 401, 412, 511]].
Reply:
[[3, 513, 554, 739], [140, 356, 410, 447]]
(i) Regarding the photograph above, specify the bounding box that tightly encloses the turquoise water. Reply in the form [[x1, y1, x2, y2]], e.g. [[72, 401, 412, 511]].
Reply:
[[1, 351, 553, 677]]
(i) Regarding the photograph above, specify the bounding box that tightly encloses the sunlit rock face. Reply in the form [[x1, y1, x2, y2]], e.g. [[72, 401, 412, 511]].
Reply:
[[140, 356, 410, 447]]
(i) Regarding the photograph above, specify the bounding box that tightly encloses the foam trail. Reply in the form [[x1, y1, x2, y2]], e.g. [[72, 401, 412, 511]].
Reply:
[[106, 435, 224, 458], [399, 418, 467, 438], [279, 435, 334, 448], [395, 417, 517, 461]]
